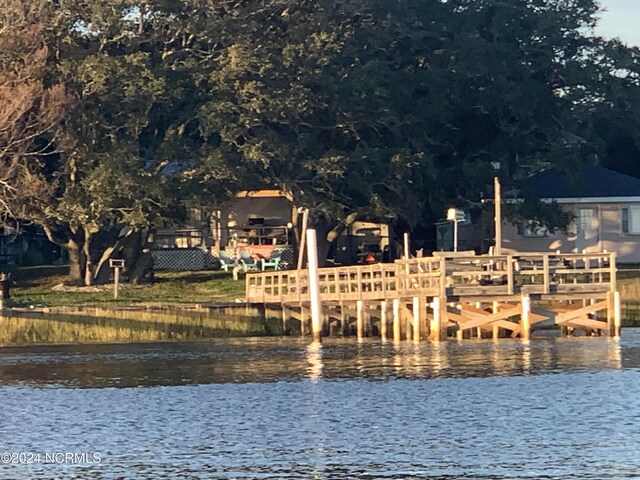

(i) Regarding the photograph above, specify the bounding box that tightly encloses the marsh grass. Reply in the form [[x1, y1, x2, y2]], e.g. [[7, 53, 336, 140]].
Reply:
[[0, 309, 282, 345], [0, 267, 279, 345], [615, 266, 640, 325]]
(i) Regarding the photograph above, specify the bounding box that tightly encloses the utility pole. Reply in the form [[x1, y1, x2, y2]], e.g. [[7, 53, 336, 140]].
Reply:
[[296, 208, 309, 270]]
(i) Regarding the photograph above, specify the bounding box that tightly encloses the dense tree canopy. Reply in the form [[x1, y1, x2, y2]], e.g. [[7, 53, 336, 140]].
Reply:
[[0, 0, 67, 221], [3, 0, 640, 280], [192, 0, 612, 238]]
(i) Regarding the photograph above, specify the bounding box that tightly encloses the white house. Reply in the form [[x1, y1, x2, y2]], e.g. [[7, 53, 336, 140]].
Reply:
[[502, 166, 640, 263]]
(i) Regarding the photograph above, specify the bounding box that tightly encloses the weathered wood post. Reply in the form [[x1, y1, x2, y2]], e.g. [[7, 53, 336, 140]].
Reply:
[[494, 176, 502, 255], [356, 300, 364, 339], [393, 298, 401, 342], [492, 301, 500, 339], [109, 259, 125, 300], [404, 302, 412, 340], [607, 291, 614, 337], [340, 301, 349, 336], [473, 302, 482, 339], [297, 208, 309, 270], [380, 300, 388, 340], [412, 297, 421, 341], [306, 229, 323, 342], [430, 296, 444, 342], [300, 306, 307, 336], [403, 232, 410, 260], [521, 294, 531, 340]]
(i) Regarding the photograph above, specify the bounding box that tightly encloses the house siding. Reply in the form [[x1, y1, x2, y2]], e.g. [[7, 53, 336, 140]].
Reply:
[[502, 202, 640, 263]]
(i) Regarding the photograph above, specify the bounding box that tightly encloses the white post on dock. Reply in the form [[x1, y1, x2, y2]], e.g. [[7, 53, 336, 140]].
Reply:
[[431, 296, 443, 342], [614, 291, 622, 337], [306, 228, 323, 342], [393, 298, 401, 342], [521, 294, 531, 340]]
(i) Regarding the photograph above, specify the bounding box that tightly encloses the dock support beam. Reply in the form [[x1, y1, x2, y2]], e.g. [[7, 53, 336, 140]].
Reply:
[[356, 300, 364, 339], [412, 297, 421, 341], [380, 301, 388, 340], [393, 299, 401, 342], [430, 297, 444, 342], [521, 294, 531, 340], [281, 306, 289, 334]]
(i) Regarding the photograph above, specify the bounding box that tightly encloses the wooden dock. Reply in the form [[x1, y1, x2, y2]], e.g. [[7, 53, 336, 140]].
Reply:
[[246, 252, 622, 340]]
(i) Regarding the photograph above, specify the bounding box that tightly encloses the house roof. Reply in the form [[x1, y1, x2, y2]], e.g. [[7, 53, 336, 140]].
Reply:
[[521, 165, 640, 200]]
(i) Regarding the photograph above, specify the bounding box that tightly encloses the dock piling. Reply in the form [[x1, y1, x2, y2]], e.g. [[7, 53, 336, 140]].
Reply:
[[412, 297, 421, 341], [614, 291, 621, 337], [356, 300, 364, 339], [380, 301, 388, 340], [393, 299, 401, 342], [521, 294, 531, 340]]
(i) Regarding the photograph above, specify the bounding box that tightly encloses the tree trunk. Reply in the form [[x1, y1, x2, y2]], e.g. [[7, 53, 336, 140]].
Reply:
[[67, 240, 84, 286], [129, 251, 153, 285], [42, 225, 88, 285], [121, 230, 144, 274], [83, 231, 94, 286]]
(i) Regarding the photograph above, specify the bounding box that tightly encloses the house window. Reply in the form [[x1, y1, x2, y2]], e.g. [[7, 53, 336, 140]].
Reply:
[[621, 206, 640, 234], [517, 222, 550, 237]]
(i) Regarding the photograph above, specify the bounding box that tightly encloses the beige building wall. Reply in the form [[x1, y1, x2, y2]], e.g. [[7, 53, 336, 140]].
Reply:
[[502, 202, 640, 263]]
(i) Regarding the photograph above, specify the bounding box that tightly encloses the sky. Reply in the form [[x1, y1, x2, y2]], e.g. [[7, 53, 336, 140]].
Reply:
[[597, 0, 640, 45]]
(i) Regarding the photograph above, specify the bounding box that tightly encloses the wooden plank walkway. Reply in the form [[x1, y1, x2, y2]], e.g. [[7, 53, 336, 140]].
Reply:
[[246, 252, 621, 340]]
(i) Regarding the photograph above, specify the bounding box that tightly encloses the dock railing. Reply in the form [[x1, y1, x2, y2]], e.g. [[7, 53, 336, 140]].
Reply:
[[245, 252, 616, 304]]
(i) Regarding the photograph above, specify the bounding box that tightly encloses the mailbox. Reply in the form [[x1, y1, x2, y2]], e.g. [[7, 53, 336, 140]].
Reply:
[[109, 259, 125, 268]]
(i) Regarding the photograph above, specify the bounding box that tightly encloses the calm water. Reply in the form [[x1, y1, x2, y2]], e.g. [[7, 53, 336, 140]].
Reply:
[[1, 331, 640, 479]]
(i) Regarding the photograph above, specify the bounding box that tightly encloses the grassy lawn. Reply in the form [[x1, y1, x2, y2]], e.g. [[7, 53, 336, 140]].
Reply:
[[5, 266, 246, 308]]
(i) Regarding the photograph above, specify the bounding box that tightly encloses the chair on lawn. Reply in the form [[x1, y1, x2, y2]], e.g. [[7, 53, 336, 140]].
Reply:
[[218, 251, 237, 272], [239, 252, 260, 272], [261, 249, 283, 271]]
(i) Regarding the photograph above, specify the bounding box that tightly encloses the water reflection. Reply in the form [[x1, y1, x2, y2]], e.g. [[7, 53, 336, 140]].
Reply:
[[0, 331, 635, 388], [522, 339, 532, 374], [0, 332, 638, 480], [306, 341, 323, 381], [609, 337, 622, 369]]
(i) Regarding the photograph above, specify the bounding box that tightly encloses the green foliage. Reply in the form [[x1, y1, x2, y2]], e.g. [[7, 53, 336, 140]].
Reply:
[[191, 0, 612, 228], [6, 0, 640, 276]]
